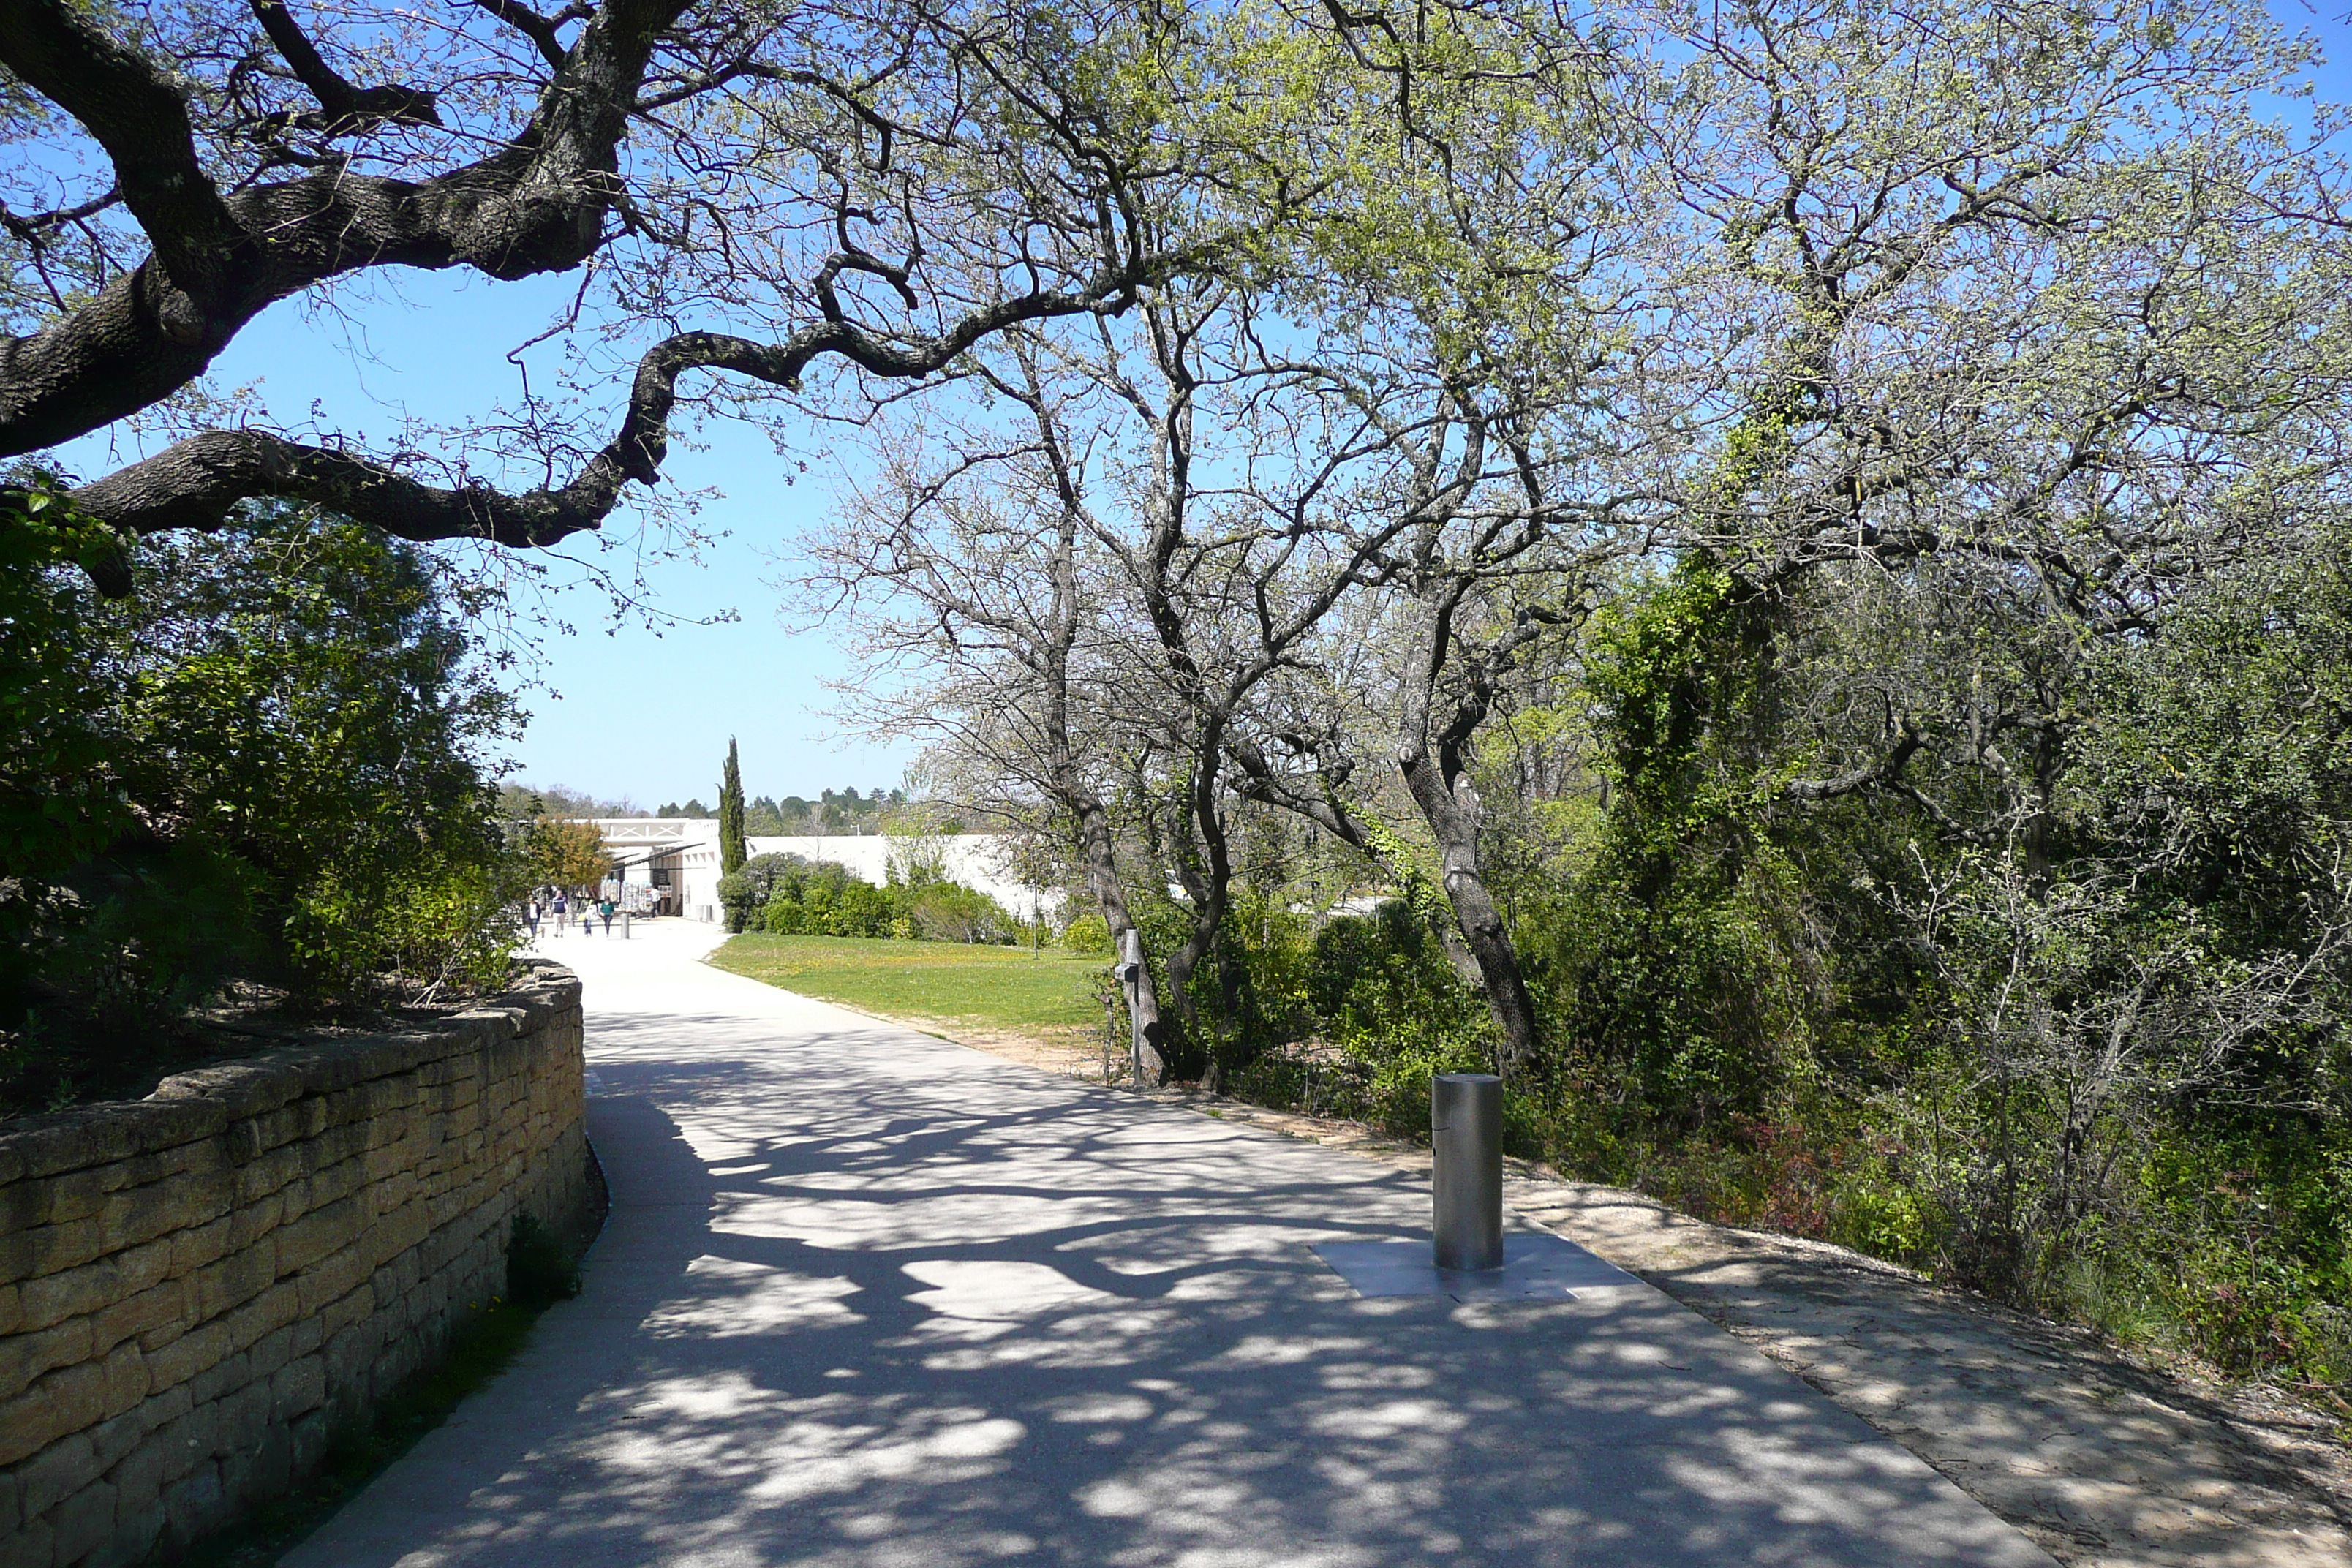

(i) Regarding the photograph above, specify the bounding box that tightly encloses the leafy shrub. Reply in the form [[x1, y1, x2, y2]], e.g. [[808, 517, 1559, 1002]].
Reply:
[[899, 875, 1016, 943], [1, 499, 527, 1113], [1060, 914, 1113, 955]]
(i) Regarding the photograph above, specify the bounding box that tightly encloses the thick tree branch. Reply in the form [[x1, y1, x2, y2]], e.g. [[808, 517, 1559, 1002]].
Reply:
[[0, 0, 243, 301], [69, 253, 1186, 546], [246, 0, 441, 130], [470, 0, 591, 72], [0, 0, 687, 457], [1784, 720, 1925, 802]]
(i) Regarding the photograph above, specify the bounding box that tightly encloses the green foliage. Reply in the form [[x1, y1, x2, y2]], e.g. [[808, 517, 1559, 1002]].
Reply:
[[718, 738, 747, 881], [519, 819, 613, 895], [1060, 913, 1113, 955], [725, 851, 1022, 943], [1309, 900, 1487, 1059], [1529, 559, 1819, 1130], [758, 864, 900, 937], [1, 501, 527, 1114], [0, 487, 132, 883], [289, 858, 526, 998], [1229, 897, 1494, 1131], [897, 876, 1016, 943]]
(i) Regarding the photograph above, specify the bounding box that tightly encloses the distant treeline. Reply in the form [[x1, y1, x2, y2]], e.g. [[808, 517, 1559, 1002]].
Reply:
[[500, 782, 916, 836]]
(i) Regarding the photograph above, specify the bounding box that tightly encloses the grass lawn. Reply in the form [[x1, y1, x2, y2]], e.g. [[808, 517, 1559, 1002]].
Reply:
[[710, 933, 1108, 1038]]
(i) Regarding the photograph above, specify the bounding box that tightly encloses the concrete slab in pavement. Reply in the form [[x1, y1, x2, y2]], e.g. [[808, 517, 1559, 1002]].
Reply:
[[284, 919, 2057, 1568]]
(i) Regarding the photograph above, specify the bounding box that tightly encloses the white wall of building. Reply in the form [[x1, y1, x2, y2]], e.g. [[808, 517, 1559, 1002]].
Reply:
[[577, 822, 1057, 924]]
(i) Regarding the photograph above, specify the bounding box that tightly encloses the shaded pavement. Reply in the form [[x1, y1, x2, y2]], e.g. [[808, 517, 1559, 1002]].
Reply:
[[286, 920, 2056, 1567]]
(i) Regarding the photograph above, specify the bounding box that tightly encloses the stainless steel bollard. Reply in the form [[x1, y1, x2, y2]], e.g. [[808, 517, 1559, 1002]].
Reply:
[[620, 913, 632, 940], [1432, 1073, 1504, 1270]]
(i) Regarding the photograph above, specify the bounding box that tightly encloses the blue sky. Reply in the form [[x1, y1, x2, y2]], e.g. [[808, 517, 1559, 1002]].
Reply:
[[45, 1, 2352, 811]]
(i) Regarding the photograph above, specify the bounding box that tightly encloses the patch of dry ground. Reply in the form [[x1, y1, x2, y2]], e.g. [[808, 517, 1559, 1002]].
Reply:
[[913, 1016, 2352, 1568]]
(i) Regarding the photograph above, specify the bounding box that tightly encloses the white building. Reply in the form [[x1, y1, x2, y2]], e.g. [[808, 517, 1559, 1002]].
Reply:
[[578, 821, 1055, 924]]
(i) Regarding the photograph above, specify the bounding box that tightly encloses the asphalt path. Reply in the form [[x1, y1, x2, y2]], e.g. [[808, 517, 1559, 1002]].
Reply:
[[285, 919, 2057, 1567]]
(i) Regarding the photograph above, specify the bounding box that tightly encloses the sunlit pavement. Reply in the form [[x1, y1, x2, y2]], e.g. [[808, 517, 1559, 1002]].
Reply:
[[285, 919, 2055, 1567]]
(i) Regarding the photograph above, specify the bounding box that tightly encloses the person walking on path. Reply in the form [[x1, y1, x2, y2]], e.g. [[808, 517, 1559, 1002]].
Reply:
[[524, 899, 540, 941], [600, 897, 616, 936], [552, 892, 568, 935]]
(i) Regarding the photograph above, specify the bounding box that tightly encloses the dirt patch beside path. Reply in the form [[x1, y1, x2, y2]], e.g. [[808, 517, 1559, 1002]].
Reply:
[[927, 1021, 2352, 1568]]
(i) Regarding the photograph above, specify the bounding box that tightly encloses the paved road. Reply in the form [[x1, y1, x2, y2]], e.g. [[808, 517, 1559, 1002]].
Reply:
[[287, 921, 2055, 1567]]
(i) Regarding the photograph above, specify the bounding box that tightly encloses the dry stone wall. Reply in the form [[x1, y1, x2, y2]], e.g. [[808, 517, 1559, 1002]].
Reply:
[[0, 965, 592, 1568]]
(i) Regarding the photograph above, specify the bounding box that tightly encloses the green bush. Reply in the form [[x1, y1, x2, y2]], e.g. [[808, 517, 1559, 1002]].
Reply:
[[0, 497, 527, 1114], [1060, 913, 1113, 955]]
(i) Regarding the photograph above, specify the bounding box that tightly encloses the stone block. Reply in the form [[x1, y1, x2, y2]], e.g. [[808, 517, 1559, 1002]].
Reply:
[[15, 1218, 104, 1285], [184, 1349, 249, 1417], [288, 1409, 333, 1480], [317, 1283, 372, 1344], [308, 1120, 370, 1174], [0, 1361, 108, 1468], [274, 1173, 312, 1227], [311, 1153, 366, 1213], [100, 1170, 232, 1256], [0, 1314, 94, 1405], [187, 1245, 274, 1322], [246, 1324, 292, 1384], [233, 1145, 301, 1207], [159, 1461, 221, 1545], [224, 1281, 301, 1362], [0, 1463, 18, 1536], [273, 1195, 364, 1279], [217, 1419, 289, 1507], [149, 1398, 214, 1486], [20, 1235, 174, 1338], [270, 1354, 325, 1422], [16, 1431, 94, 1520], [210, 1385, 270, 1481], [89, 1278, 186, 1361], [95, 1343, 148, 1426], [36, 1167, 115, 1229], [227, 1195, 282, 1254], [0, 1229, 32, 1291], [294, 1241, 371, 1322], [165, 1213, 233, 1281], [142, 1319, 229, 1398], [156, 1060, 302, 1124], [42, 1477, 115, 1567], [82, 1406, 145, 1477], [106, 1433, 165, 1522], [7, 1509, 55, 1568], [102, 1488, 165, 1568], [322, 1322, 375, 1392], [366, 1202, 429, 1271]]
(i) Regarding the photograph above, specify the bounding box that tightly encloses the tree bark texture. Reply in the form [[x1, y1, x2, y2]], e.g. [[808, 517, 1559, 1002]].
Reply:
[[1073, 794, 1167, 1085], [1394, 593, 1546, 1078]]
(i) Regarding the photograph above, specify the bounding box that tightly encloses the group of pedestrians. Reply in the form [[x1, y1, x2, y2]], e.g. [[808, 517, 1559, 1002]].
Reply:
[[523, 889, 625, 940]]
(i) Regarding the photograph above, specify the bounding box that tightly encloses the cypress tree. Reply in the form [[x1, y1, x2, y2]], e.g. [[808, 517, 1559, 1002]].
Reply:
[[719, 738, 747, 874]]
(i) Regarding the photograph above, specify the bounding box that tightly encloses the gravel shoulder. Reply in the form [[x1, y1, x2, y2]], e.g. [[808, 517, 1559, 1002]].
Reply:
[[931, 1021, 2352, 1568]]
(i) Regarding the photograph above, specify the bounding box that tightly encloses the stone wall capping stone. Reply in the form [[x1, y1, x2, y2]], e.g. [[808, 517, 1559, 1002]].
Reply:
[[0, 967, 588, 1568]]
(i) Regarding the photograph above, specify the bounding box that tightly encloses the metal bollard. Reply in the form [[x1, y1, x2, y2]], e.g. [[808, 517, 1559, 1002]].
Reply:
[[1432, 1073, 1504, 1270], [620, 913, 632, 940]]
